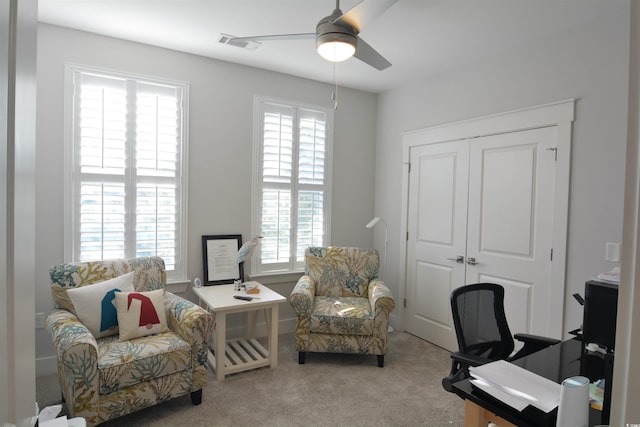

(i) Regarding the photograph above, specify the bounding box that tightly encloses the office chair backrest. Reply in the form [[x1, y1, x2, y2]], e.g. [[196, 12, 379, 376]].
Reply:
[[450, 283, 514, 361]]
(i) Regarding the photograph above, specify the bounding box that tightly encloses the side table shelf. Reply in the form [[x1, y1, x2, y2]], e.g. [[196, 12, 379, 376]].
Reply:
[[209, 337, 270, 376]]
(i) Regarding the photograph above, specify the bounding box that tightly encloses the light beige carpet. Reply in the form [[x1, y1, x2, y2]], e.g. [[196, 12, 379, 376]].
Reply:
[[37, 332, 465, 426]]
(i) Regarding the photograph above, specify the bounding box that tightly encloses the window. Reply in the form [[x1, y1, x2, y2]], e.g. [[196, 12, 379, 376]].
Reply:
[[65, 66, 188, 281], [252, 98, 332, 274]]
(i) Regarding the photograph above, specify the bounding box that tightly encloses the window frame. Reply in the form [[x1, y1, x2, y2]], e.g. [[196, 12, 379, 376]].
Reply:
[[63, 64, 189, 282], [251, 96, 333, 276]]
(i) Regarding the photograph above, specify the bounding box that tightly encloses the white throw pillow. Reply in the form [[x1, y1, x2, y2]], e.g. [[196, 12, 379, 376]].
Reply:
[[66, 272, 135, 338], [115, 289, 168, 341]]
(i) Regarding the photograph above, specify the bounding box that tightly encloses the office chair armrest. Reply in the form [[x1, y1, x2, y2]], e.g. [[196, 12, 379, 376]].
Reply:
[[512, 333, 561, 359], [514, 333, 561, 346], [450, 351, 491, 368], [442, 351, 493, 392]]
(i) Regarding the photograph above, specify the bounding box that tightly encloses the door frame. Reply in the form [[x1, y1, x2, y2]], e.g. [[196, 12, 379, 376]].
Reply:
[[399, 99, 575, 339]]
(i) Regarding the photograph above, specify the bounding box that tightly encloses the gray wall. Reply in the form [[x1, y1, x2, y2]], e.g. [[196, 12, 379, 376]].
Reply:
[[35, 24, 377, 374], [375, 3, 630, 334]]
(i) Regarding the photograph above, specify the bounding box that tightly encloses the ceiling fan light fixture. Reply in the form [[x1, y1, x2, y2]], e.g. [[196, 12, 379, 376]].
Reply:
[[316, 32, 356, 62]]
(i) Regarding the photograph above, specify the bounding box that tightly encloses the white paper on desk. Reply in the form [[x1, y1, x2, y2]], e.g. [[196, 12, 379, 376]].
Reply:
[[470, 378, 529, 411], [469, 360, 561, 413]]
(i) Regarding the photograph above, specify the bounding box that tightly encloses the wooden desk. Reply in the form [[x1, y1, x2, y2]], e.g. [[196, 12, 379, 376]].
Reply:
[[193, 283, 287, 381], [452, 339, 608, 427]]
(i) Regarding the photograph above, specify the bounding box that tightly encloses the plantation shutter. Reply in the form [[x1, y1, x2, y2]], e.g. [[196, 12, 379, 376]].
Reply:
[[256, 100, 330, 274], [134, 83, 182, 271], [296, 109, 326, 266], [260, 104, 294, 268], [71, 68, 187, 280], [76, 73, 128, 261]]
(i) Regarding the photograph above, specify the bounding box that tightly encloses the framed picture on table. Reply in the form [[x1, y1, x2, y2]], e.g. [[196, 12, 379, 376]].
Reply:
[[202, 234, 244, 285]]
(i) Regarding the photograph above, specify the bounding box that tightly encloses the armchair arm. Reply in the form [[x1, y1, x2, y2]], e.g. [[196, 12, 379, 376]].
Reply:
[[368, 279, 395, 315], [288, 275, 316, 315], [289, 275, 316, 353], [164, 292, 215, 391], [368, 279, 395, 353], [46, 309, 99, 421], [165, 292, 215, 344], [47, 309, 99, 358]]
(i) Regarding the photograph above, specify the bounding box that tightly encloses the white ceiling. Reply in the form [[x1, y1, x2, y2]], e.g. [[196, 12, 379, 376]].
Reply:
[[38, 0, 617, 93]]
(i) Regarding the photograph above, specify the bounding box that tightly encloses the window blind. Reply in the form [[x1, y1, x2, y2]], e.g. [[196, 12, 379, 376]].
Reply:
[[69, 67, 187, 280], [254, 99, 331, 274]]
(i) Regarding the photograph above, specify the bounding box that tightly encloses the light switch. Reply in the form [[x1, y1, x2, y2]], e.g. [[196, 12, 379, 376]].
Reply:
[[605, 242, 620, 262]]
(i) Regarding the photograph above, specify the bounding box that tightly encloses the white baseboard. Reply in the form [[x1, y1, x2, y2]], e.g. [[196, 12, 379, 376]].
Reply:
[[36, 355, 58, 377]]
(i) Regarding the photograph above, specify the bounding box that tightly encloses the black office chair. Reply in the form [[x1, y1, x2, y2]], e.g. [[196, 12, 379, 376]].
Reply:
[[442, 283, 561, 392]]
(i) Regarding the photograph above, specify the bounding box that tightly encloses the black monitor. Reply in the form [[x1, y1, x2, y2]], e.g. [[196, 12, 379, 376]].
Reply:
[[582, 280, 618, 353]]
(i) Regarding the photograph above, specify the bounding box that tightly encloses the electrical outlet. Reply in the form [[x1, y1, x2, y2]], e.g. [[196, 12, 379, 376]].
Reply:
[[605, 242, 620, 262], [35, 312, 45, 329]]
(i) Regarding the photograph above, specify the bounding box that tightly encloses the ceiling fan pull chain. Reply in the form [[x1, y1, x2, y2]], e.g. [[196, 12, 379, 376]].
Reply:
[[333, 62, 339, 110]]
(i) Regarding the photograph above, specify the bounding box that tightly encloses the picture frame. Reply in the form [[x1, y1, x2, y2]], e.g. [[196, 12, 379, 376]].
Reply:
[[202, 234, 244, 285]]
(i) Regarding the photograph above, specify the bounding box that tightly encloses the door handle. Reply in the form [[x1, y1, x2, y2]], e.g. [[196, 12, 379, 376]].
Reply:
[[466, 257, 478, 265], [446, 256, 464, 263]]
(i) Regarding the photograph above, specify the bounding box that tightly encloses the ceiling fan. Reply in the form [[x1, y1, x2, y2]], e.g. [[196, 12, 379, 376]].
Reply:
[[228, 0, 398, 71]]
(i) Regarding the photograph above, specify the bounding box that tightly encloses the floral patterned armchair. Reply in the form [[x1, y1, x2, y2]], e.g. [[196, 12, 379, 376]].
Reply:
[[46, 256, 214, 426], [289, 247, 395, 367]]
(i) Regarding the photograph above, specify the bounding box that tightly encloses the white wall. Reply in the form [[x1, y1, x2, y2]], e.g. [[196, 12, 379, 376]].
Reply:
[[375, 3, 631, 334], [35, 24, 377, 375]]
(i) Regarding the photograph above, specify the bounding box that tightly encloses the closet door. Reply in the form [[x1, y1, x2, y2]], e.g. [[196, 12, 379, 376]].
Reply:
[[466, 127, 558, 338], [405, 140, 469, 351], [405, 127, 559, 351]]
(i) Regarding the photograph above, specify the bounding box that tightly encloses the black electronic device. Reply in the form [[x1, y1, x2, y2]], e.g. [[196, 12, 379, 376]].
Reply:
[[573, 293, 585, 306], [233, 295, 253, 301], [582, 280, 618, 353]]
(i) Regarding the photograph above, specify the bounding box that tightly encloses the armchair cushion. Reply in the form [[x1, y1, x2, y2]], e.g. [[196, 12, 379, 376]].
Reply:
[[97, 331, 190, 394], [115, 289, 168, 340], [310, 296, 373, 335], [66, 271, 135, 338]]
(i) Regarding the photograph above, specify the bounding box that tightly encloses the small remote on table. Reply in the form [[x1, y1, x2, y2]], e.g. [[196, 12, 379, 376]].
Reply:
[[233, 295, 253, 301]]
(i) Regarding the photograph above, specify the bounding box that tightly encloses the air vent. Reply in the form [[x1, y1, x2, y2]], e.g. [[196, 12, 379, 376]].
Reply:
[[218, 34, 261, 51]]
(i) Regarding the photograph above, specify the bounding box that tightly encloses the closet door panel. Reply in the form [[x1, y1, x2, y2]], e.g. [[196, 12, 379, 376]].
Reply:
[[467, 127, 557, 337], [405, 140, 469, 351]]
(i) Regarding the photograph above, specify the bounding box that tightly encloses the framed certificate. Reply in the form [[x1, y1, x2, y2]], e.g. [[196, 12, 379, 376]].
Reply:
[[202, 234, 244, 285]]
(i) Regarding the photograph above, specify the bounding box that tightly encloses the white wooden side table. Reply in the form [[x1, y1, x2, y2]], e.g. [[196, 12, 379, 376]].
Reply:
[[193, 282, 287, 381]]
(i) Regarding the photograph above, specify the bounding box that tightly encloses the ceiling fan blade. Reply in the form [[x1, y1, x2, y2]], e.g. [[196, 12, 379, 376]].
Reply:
[[354, 36, 391, 70], [232, 33, 315, 42], [336, 0, 398, 33]]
